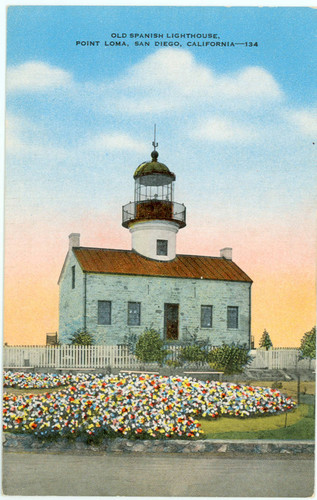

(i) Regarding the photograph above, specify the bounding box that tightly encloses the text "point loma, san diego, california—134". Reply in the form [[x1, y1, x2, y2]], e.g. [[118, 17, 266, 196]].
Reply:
[[76, 33, 259, 48]]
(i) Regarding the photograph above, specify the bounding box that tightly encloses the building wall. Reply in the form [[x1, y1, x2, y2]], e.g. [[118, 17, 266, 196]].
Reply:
[[59, 251, 85, 343], [82, 272, 251, 346]]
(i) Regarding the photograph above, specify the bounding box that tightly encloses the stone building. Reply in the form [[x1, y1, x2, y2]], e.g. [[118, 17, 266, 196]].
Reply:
[[58, 146, 252, 346]]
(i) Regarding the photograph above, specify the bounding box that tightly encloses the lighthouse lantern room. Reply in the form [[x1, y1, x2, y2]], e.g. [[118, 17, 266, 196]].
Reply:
[[122, 139, 186, 261]]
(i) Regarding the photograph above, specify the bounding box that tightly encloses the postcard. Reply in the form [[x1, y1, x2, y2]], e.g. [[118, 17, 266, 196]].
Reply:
[[2, 5, 316, 497]]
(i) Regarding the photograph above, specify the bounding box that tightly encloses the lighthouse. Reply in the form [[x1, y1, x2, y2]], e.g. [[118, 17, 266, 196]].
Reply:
[[59, 130, 252, 346], [122, 141, 186, 261]]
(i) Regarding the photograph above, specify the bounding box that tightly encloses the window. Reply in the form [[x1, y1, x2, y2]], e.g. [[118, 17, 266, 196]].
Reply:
[[71, 265, 75, 289], [157, 239, 168, 256], [128, 302, 141, 326], [227, 306, 239, 329], [201, 305, 213, 328], [98, 301, 111, 325]]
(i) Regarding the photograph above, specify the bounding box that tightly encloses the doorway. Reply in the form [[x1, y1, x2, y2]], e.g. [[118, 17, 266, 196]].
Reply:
[[164, 303, 179, 340]]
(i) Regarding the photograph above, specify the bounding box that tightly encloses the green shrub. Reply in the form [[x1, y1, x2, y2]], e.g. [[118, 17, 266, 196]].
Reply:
[[180, 328, 210, 365], [166, 359, 183, 368], [69, 329, 94, 345], [135, 328, 169, 364], [207, 343, 253, 374], [272, 381, 283, 389], [180, 345, 207, 364]]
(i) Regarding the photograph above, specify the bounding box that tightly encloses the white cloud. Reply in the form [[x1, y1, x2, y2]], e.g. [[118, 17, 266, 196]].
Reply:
[[124, 51, 281, 100], [215, 66, 282, 100], [106, 49, 283, 114], [6, 51, 283, 116], [287, 109, 317, 137], [121, 49, 213, 95], [7, 61, 72, 92], [86, 133, 147, 153], [192, 117, 258, 143]]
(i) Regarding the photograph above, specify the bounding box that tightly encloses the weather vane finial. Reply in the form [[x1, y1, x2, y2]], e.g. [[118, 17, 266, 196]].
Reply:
[[152, 124, 158, 151]]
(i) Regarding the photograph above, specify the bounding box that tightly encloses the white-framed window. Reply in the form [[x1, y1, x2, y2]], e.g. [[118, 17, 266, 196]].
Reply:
[[227, 306, 239, 329], [201, 305, 213, 328], [128, 302, 141, 326], [98, 301, 111, 325], [157, 239, 168, 256]]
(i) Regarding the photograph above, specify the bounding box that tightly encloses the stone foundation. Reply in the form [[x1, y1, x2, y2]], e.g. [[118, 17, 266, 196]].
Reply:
[[3, 433, 314, 455]]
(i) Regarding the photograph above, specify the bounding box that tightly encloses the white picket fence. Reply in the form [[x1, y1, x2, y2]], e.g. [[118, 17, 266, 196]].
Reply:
[[249, 349, 315, 370], [3, 345, 183, 370], [2, 345, 315, 371]]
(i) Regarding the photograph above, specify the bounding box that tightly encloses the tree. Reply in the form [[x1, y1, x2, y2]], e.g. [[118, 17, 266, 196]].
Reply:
[[69, 329, 94, 345], [259, 329, 273, 350], [299, 326, 316, 360], [135, 328, 169, 364]]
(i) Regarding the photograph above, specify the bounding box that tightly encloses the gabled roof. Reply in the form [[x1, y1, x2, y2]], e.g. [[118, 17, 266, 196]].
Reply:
[[72, 247, 252, 283]]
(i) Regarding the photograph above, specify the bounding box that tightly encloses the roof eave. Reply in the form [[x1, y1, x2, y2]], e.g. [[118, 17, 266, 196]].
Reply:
[[82, 269, 252, 283]]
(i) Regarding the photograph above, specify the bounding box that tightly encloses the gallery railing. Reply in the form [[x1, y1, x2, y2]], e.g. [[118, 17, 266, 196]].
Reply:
[[122, 200, 186, 228]]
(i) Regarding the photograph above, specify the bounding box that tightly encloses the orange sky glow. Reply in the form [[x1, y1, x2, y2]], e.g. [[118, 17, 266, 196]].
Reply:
[[4, 215, 315, 347]]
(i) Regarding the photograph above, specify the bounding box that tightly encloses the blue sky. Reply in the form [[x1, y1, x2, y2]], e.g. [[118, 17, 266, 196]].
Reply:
[[6, 7, 317, 102], [4, 6, 317, 345], [6, 7, 316, 224]]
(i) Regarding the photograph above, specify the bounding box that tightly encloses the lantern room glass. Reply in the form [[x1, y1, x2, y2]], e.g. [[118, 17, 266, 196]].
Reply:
[[134, 174, 174, 203]]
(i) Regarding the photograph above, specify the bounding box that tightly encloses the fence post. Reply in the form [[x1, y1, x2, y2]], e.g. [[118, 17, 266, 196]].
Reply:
[[297, 373, 300, 404]]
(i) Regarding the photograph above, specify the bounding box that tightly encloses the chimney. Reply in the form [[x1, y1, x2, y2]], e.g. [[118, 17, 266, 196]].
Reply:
[[69, 233, 80, 250], [220, 247, 232, 260]]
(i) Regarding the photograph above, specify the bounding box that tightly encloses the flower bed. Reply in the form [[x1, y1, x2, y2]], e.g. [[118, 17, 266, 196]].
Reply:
[[3, 372, 296, 441], [3, 371, 74, 389]]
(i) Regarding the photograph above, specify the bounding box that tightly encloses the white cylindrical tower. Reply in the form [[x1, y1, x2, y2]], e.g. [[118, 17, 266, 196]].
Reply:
[[122, 148, 186, 261]]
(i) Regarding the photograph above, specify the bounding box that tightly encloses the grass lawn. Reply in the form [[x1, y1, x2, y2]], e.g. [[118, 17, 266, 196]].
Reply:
[[199, 404, 315, 440]]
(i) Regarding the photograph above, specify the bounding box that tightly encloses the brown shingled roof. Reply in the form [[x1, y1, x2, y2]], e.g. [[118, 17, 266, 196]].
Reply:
[[72, 248, 252, 283]]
